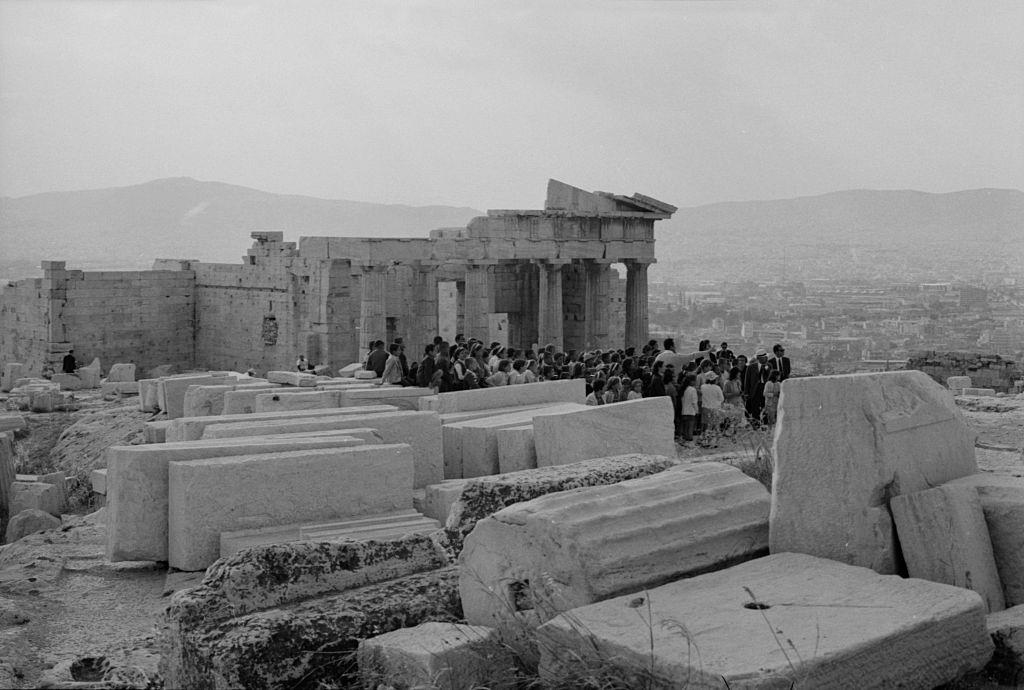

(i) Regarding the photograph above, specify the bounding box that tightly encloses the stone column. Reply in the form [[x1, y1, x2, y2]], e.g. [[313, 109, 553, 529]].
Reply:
[[624, 260, 651, 349], [409, 262, 439, 359], [358, 264, 387, 349], [463, 263, 494, 343], [536, 261, 549, 347], [584, 260, 610, 348], [546, 261, 566, 351]]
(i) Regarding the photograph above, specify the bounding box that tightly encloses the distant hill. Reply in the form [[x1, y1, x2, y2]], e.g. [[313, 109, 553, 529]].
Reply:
[[3, 180, 1021, 281], [0, 177, 483, 268], [655, 188, 1024, 254]]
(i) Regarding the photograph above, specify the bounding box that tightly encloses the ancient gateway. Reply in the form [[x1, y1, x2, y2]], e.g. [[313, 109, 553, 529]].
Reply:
[[0, 180, 676, 374]]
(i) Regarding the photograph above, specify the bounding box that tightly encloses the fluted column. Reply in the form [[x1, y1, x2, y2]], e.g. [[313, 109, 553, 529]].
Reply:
[[358, 264, 387, 348], [624, 260, 651, 349], [409, 262, 439, 358], [547, 261, 565, 351], [463, 263, 494, 343], [584, 260, 610, 348], [536, 261, 549, 347]]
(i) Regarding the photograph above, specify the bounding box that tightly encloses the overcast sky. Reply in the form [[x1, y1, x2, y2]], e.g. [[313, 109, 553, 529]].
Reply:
[[1, 0, 1022, 209]]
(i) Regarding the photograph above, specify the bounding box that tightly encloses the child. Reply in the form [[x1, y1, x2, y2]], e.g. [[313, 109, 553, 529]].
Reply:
[[762, 370, 781, 425]]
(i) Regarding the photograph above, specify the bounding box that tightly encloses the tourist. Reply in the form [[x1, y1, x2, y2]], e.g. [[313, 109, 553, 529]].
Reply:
[[645, 361, 666, 397], [377, 343, 404, 385], [744, 348, 768, 425], [296, 354, 310, 372], [701, 372, 724, 428], [62, 349, 77, 374], [487, 359, 512, 387], [586, 378, 606, 406], [627, 378, 644, 400], [602, 376, 621, 404], [722, 366, 744, 408], [679, 374, 698, 442], [763, 369, 781, 424], [365, 341, 389, 377], [768, 343, 791, 382], [416, 344, 435, 388], [394, 338, 409, 378], [524, 359, 539, 383], [509, 359, 527, 384]]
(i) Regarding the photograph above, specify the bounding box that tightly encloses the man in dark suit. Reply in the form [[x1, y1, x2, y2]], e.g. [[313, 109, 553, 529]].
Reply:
[[743, 348, 768, 424], [768, 343, 791, 382]]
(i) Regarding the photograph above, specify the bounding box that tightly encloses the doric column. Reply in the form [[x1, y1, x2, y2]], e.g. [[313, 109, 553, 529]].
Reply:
[[358, 264, 387, 348], [463, 263, 494, 343], [409, 262, 439, 359], [584, 260, 610, 348], [536, 261, 549, 347], [624, 259, 651, 349], [546, 261, 566, 351]]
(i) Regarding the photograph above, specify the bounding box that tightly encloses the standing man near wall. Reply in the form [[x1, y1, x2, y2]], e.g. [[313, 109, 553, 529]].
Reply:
[[62, 349, 77, 374]]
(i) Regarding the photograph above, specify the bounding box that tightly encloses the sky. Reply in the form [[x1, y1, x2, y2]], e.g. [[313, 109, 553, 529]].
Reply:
[[1, 0, 1022, 210]]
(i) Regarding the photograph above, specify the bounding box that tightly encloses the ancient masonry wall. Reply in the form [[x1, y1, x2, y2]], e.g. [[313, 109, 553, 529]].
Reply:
[[908, 351, 1020, 392], [0, 276, 49, 372], [0, 261, 197, 373]]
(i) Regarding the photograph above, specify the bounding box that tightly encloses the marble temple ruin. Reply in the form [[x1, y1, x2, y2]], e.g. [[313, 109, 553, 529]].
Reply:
[[0, 180, 676, 375]]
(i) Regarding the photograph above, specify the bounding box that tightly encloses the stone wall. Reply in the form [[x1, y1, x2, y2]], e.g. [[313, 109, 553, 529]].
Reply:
[[60, 269, 196, 373], [908, 351, 1020, 393], [0, 277, 48, 372]]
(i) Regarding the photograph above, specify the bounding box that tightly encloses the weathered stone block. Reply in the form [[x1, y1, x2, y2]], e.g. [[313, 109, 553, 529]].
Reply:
[[341, 386, 434, 410], [138, 378, 159, 412], [359, 622, 514, 690], [443, 453, 680, 556], [5, 508, 61, 543], [986, 605, 1024, 686], [161, 539, 456, 689], [537, 553, 993, 689], [948, 474, 1024, 607], [158, 374, 232, 419], [143, 420, 171, 444], [460, 462, 769, 630], [496, 424, 537, 474], [533, 396, 677, 468], [964, 387, 998, 396], [421, 378, 585, 414], [181, 384, 236, 417], [947, 375, 972, 390], [0, 363, 24, 393], [90, 468, 107, 495], [9, 481, 61, 517], [892, 484, 1005, 613], [106, 433, 377, 562], [164, 404, 398, 442], [167, 443, 414, 570], [106, 363, 136, 382], [770, 371, 978, 574], [337, 362, 362, 377], [201, 410, 443, 489], [265, 370, 317, 386], [51, 373, 84, 391], [422, 479, 470, 522], [100, 381, 139, 396], [0, 415, 26, 433], [252, 389, 341, 412], [353, 369, 378, 379]]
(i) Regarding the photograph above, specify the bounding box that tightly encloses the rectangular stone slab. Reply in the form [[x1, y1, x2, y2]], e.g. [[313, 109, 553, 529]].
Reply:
[[158, 374, 232, 419], [167, 443, 414, 570], [447, 403, 587, 479], [164, 404, 399, 442], [200, 410, 443, 489], [253, 390, 342, 413], [420, 379, 585, 414], [105, 433, 377, 562], [496, 425, 536, 474], [532, 396, 677, 468], [537, 552, 994, 689], [948, 474, 1024, 607], [891, 484, 1005, 613], [770, 371, 978, 574], [341, 387, 435, 411]]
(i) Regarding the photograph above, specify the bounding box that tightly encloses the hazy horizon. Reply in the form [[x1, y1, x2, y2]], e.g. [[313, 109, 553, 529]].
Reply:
[[2, 1, 1022, 211]]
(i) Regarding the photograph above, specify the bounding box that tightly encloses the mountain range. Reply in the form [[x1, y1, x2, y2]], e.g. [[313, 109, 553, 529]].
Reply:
[[2, 178, 1021, 277]]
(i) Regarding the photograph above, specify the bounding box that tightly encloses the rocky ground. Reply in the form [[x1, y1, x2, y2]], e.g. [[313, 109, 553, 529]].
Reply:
[[0, 389, 1020, 688]]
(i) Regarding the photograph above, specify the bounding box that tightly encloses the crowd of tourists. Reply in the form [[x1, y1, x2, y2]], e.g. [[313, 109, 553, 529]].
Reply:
[[354, 334, 792, 446]]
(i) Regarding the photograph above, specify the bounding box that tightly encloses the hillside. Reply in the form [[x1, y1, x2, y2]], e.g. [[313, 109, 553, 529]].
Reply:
[[0, 178, 482, 269]]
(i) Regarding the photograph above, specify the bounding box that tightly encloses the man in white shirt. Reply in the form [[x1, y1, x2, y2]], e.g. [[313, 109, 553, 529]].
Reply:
[[654, 337, 713, 371]]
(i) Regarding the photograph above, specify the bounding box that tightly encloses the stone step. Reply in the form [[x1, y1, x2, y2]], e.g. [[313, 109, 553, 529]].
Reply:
[[220, 510, 440, 557]]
